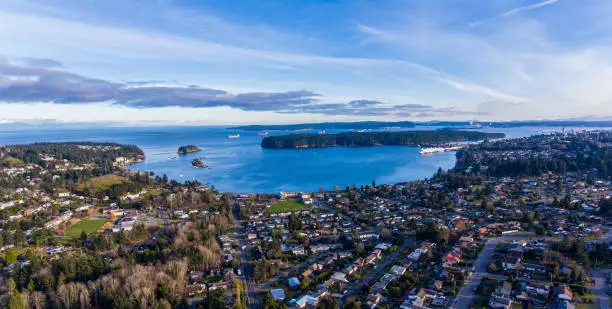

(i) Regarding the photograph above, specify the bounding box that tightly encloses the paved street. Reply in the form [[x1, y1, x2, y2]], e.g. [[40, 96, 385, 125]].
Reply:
[[453, 230, 612, 309], [339, 238, 415, 306], [234, 205, 261, 309], [588, 226, 612, 309], [590, 269, 610, 309], [452, 236, 507, 309]]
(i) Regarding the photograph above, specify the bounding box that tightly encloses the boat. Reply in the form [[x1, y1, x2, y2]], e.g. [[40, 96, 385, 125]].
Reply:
[[419, 147, 447, 155], [227, 134, 240, 139], [419, 144, 465, 155], [257, 130, 269, 136], [318, 130, 326, 134]]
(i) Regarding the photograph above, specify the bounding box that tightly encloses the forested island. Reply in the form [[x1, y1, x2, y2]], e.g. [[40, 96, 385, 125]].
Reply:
[[261, 130, 505, 149], [177, 145, 201, 154], [229, 120, 415, 131]]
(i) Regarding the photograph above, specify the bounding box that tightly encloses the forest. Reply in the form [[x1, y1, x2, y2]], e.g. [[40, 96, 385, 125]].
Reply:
[[261, 130, 505, 149], [0, 142, 143, 167]]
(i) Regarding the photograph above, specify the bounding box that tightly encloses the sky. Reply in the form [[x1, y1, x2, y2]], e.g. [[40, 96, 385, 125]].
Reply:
[[1, 0, 612, 125]]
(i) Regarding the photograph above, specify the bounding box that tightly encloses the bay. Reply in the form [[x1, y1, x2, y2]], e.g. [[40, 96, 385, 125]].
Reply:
[[0, 125, 601, 193]]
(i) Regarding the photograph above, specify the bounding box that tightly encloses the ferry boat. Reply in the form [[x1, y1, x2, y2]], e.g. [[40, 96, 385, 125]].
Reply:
[[419, 147, 446, 155], [419, 145, 465, 155], [227, 134, 240, 139], [318, 130, 326, 135], [257, 130, 269, 136]]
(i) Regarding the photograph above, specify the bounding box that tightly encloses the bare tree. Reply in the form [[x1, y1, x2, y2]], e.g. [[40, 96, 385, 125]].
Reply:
[[30, 291, 46, 309]]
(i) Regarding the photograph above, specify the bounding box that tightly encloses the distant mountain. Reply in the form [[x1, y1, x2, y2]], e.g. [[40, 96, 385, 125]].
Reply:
[[415, 120, 612, 128], [486, 120, 612, 127], [228, 121, 415, 131]]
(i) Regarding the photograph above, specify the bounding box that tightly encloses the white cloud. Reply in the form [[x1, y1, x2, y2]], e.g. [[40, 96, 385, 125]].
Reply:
[[0, 0, 611, 123]]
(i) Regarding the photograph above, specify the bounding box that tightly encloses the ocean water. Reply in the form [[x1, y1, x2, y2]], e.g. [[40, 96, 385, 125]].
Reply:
[[0, 125, 600, 193]]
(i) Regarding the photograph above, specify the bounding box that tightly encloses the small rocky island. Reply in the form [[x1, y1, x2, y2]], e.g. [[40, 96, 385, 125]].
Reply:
[[178, 145, 201, 154], [191, 158, 206, 168]]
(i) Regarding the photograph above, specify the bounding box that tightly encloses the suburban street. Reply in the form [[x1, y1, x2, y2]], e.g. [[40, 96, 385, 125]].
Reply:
[[452, 236, 509, 309], [591, 269, 610, 309], [453, 229, 612, 309], [338, 237, 415, 306], [234, 204, 261, 309]]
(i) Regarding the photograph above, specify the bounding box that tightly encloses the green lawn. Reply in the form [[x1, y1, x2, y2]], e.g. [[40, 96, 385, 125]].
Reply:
[[65, 218, 108, 237], [75, 175, 129, 192], [268, 200, 309, 213]]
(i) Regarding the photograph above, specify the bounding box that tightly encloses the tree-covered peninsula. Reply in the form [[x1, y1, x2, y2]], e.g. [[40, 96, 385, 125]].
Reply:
[[177, 145, 201, 154], [261, 130, 505, 149]]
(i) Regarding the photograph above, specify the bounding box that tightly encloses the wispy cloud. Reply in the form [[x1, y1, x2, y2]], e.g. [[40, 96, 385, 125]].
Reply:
[[1, 0, 610, 123], [469, 0, 561, 28]]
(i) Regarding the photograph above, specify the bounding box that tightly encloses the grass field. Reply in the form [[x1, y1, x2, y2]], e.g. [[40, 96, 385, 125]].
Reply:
[[268, 200, 309, 213], [65, 218, 108, 237], [75, 175, 129, 192], [0, 156, 24, 168]]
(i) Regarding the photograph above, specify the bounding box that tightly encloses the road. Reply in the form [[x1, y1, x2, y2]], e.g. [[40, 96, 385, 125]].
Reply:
[[453, 229, 612, 309], [452, 236, 509, 309], [590, 269, 610, 309], [234, 205, 261, 309], [589, 226, 612, 309], [339, 238, 415, 306]]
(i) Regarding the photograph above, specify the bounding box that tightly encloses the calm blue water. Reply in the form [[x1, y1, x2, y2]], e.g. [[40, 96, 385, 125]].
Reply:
[[0, 125, 602, 193]]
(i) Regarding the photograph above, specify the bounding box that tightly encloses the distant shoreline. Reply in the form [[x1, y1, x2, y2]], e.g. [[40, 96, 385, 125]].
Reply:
[[230, 120, 612, 132]]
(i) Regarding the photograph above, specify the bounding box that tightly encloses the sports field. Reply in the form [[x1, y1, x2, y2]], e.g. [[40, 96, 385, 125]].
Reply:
[[268, 200, 308, 213], [65, 218, 108, 237]]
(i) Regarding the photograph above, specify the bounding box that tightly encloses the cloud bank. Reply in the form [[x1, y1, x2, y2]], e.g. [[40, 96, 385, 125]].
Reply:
[[0, 62, 472, 117]]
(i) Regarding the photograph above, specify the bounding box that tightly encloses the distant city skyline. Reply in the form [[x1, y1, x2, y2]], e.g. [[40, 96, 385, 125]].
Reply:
[[1, 0, 612, 125]]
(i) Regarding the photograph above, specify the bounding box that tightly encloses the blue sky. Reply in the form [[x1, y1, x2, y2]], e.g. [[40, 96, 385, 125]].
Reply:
[[1, 0, 611, 125]]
